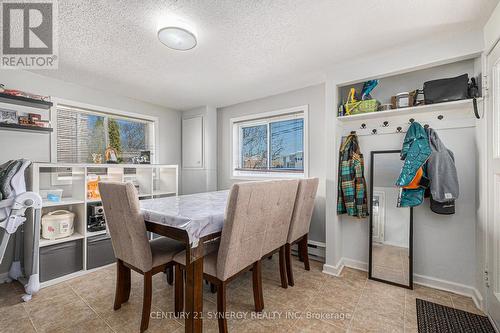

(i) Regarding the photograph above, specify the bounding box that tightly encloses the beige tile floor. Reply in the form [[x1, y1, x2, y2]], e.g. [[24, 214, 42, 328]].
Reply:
[[372, 243, 409, 285], [0, 255, 484, 333]]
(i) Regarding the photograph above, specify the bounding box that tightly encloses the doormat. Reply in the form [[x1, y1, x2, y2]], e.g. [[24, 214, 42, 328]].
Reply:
[[416, 298, 495, 333]]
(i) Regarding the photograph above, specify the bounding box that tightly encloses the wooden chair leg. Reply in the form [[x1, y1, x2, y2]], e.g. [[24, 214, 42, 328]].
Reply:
[[217, 281, 228, 333], [166, 265, 174, 286], [174, 264, 184, 316], [285, 243, 294, 286], [300, 234, 310, 271], [141, 271, 153, 333], [278, 246, 288, 288], [252, 261, 264, 312], [114, 259, 131, 310]]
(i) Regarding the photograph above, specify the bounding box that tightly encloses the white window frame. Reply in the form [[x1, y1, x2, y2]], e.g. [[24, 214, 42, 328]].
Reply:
[[50, 97, 159, 165], [230, 105, 308, 180]]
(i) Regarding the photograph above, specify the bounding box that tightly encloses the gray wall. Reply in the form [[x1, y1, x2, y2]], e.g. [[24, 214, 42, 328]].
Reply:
[[0, 70, 182, 275], [217, 84, 326, 243]]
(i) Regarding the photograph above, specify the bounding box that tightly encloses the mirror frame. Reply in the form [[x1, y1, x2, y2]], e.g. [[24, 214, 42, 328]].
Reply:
[[368, 150, 413, 290]]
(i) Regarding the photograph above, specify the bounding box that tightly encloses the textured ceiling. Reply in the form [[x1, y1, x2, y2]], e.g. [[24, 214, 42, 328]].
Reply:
[[34, 0, 497, 110]]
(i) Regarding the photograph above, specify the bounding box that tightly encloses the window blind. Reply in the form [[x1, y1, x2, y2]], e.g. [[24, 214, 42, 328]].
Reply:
[[56, 106, 155, 164], [57, 108, 91, 163]]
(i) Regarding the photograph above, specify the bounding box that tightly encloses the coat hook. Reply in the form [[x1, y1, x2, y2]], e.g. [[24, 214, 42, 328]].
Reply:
[[424, 124, 429, 129], [409, 118, 415, 123], [372, 129, 377, 135], [396, 126, 402, 133], [437, 115, 444, 120], [382, 121, 389, 127], [350, 130, 356, 135], [361, 123, 366, 129]]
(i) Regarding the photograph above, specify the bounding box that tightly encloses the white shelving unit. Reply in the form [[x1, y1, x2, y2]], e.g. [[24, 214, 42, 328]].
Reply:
[[30, 163, 178, 287]]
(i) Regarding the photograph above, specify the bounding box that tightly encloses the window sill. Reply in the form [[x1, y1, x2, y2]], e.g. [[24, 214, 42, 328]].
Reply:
[[231, 170, 305, 180]]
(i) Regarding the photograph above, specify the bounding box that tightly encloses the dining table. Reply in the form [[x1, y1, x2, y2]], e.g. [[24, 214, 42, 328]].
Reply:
[[140, 190, 229, 333]]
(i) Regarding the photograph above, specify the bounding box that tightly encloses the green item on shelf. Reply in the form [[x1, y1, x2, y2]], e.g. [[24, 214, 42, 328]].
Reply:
[[344, 88, 379, 115], [346, 99, 379, 115]]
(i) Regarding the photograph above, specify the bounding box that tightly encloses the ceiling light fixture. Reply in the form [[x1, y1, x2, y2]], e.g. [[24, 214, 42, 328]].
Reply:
[[158, 24, 197, 51]]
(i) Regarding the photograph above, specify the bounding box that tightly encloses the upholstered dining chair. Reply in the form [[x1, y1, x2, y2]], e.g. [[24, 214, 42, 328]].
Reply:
[[99, 182, 184, 332], [260, 179, 301, 289], [174, 180, 299, 333], [284, 178, 319, 286]]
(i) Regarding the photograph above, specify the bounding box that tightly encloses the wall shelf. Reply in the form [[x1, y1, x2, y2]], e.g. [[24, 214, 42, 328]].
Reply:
[[0, 123, 53, 133], [0, 92, 53, 109], [337, 98, 481, 122]]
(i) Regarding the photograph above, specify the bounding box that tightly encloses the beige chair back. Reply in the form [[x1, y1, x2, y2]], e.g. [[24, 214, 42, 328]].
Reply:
[[287, 178, 319, 244], [216, 180, 299, 281], [260, 180, 300, 256], [99, 182, 153, 272]]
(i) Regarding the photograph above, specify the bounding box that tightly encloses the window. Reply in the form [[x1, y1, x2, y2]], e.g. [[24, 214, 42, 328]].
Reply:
[[56, 106, 155, 164], [232, 106, 307, 178]]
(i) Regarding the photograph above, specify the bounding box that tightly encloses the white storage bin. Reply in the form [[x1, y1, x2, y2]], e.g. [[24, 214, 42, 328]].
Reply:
[[40, 189, 64, 202]]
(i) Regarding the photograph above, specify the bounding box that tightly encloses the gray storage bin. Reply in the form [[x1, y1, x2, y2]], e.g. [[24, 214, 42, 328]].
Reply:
[[40, 240, 83, 282], [87, 234, 115, 269]]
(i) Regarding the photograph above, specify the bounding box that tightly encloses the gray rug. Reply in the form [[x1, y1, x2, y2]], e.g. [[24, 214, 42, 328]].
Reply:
[[416, 299, 495, 333]]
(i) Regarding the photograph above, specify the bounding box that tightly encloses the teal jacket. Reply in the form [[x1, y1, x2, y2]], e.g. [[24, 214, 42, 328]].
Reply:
[[396, 122, 432, 207]]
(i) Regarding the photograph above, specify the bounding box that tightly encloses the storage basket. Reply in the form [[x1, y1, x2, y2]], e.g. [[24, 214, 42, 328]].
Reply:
[[344, 88, 379, 115]]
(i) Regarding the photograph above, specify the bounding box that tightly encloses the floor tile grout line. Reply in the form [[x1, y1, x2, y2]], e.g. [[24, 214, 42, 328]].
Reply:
[[346, 273, 369, 332], [403, 290, 407, 333], [21, 302, 38, 333], [68, 283, 117, 333]]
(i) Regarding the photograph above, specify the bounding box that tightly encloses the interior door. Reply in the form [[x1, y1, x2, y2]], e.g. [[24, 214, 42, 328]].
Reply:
[[486, 41, 500, 328], [182, 116, 204, 169]]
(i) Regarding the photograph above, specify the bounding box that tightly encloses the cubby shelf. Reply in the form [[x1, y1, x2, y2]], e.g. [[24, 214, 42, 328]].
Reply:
[[39, 232, 84, 248], [86, 230, 107, 237], [42, 198, 85, 208], [30, 163, 179, 287], [337, 98, 481, 122]]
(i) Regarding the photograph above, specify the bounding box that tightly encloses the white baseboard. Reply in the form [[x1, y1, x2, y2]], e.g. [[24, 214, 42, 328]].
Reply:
[[322, 260, 344, 276], [322, 257, 483, 311], [413, 273, 484, 311]]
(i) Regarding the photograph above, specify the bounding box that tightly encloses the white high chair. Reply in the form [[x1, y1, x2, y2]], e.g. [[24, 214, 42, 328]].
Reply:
[[0, 160, 42, 301]]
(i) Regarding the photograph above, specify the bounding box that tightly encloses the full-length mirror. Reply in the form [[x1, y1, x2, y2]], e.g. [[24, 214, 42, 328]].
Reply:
[[369, 150, 413, 289]]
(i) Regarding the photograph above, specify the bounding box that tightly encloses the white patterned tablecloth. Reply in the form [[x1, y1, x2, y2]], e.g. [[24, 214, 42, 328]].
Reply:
[[140, 190, 229, 247]]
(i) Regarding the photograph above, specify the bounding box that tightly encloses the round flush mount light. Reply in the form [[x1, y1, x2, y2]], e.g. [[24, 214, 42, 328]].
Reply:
[[158, 26, 197, 51]]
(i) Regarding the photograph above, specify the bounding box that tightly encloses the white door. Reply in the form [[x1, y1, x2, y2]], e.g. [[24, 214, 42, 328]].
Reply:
[[485, 41, 500, 328], [182, 116, 204, 169]]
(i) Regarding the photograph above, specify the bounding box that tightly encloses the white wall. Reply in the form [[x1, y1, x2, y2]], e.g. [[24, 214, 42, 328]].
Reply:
[[338, 129, 477, 288], [181, 106, 218, 194], [484, 1, 500, 53], [0, 70, 182, 275], [323, 28, 485, 294], [217, 84, 326, 244]]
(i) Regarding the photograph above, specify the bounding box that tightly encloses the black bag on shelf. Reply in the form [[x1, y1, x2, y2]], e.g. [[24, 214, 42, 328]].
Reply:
[[423, 74, 469, 104]]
